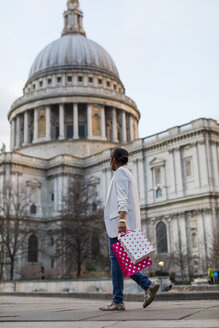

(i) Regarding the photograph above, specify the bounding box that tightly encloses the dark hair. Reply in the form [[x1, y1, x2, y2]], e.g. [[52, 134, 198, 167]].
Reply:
[[111, 148, 129, 165]]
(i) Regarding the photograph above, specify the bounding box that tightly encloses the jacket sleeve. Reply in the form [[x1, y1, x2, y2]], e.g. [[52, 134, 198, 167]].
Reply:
[[115, 169, 129, 213]]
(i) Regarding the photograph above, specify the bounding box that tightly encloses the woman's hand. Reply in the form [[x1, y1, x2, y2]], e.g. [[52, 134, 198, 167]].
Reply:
[[118, 211, 127, 233], [118, 220, 127, 233]]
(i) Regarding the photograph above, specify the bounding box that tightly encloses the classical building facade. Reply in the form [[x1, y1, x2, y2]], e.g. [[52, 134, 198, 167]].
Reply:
[[0, 0, 219, 280]]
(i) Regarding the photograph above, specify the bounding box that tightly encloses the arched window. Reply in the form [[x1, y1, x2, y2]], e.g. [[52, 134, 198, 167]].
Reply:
[[156, 222, 168, 253], [192, 232, 197, 248], [28, 235, 38, 262], [30, 203, 37, 214], [156, 188, 162, 199]]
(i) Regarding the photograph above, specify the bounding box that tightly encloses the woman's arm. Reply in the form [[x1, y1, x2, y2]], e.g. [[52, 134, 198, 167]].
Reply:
[[115, 169, 129, 233]]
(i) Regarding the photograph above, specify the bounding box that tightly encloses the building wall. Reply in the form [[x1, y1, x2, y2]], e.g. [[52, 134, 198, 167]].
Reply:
[[0, 118, 218, 280]]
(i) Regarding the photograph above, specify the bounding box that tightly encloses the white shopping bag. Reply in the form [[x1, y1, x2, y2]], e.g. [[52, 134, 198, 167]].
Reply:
[[120, 228, 155, 264]]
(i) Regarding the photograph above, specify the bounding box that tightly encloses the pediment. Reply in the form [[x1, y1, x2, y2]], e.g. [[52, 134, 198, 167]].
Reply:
[[149, 157, 165, 168], [26, 178, 42, 188]]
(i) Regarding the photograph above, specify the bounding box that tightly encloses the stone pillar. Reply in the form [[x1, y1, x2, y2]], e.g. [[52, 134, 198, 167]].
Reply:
[[174, 147, 184, 196], [101, 106, 107, 140], [16, 116, 21, 148], [136, 120, 139, 138], [11, 119, 16, 150], [129, 115, 133, 142], [122, 111, 127, 144], [46, 106, 51, 140], [112, 108, 118, 142], [33, 108, 38, 143], [23, 111, 29, 145], [73, 103, 79, 139], [59, 104, 65, 140], [87, 104, 92, 139]]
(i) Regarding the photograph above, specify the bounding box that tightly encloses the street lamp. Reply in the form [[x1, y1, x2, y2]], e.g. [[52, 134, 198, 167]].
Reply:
[[159, 261, 165, 273], [159, 261, 164, 268]]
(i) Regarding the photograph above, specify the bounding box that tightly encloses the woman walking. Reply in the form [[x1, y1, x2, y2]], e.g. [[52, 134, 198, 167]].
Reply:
[[100, 148, 159, 311]]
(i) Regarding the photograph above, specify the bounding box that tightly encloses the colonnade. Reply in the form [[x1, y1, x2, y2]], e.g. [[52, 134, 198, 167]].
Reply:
[[10, 103, 138, 150]]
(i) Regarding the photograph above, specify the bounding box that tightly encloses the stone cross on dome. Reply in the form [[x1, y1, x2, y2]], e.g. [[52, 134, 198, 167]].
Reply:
[[62, 0, 86, 36]]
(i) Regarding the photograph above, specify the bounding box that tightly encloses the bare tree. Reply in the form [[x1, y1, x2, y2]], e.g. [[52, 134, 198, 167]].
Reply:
[[0, 185, 29, 280], [54, 175, 106, 278], [210, 231, 219, 270]]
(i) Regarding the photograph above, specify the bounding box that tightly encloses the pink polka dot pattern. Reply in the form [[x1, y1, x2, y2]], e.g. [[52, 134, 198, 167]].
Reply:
[[112, 241, 153, 278], [120, 229, 155, 264]]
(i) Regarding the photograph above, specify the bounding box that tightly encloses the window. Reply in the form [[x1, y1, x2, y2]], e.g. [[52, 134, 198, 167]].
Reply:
[[56, 126, 59, 139], [155, 167, 161, 185], [77, 15, 80, 25], [30, 203, 37, 214], [47, 78, 52, 85], [38, 108, 46, 138], [114, 84, 117, 90], [51, 259, 54, 268], [92, 112, 101, 136], [78, 76, 83, 82], [79, 125, 85, 139], [185, 158, 192, 177], [67, 125, 73, 138], [57, 77, 62, 83], [192, 232, 197, 248], [33, 84, 36, 90], [51, 237, 54, 246], [39, 81, 43, 87], [156, 188, 162, 198], [67, 76, 72, 82], [107, 81, 111, 87], [51, 193, 54, 202], [88, 77, 93, 83], [156, 222, 168, 253], [28, 235, 38, 262], [98, 79, 102, 85]]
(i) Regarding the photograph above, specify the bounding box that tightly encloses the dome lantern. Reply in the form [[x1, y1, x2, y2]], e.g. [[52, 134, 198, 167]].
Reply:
[[62, 0, 86, 36]]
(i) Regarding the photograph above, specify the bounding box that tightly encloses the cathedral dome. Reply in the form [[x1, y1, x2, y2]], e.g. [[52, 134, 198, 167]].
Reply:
[[28, 34, 120, 82], [9, 0, 140, 158]]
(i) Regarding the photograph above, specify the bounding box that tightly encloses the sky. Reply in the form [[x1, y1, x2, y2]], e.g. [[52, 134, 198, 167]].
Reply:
[[0, 0, 219, 151]]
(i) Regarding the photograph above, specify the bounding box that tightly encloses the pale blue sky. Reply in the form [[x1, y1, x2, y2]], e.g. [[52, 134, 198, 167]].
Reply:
[[0, 0, 219, 150]]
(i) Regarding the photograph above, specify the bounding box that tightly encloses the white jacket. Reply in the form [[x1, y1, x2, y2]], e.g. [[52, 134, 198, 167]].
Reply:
[[104, 165, 141, 238]]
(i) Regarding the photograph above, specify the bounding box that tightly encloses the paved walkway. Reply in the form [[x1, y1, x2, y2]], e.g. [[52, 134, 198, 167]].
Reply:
[[0, 296, 218, 328]]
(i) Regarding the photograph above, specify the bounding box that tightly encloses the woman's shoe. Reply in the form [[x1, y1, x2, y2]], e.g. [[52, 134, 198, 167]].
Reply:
[[143, 281, 160, 308], [99, 302, 126, 311]]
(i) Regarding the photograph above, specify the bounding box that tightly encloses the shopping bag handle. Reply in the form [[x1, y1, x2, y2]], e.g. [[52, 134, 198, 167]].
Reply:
[[118, 229, 135, 240]]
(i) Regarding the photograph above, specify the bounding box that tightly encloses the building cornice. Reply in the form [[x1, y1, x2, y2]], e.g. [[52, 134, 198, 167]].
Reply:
[[141, 192, 219, 212], [8, 91, 140, 121]]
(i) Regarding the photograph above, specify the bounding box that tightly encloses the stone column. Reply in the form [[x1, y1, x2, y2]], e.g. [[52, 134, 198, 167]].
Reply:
[[129, 115, 133, 141], [16, 116, 21, 148], [46, 106, 51, 141], [112, 108, 118, 142], [136, 120, 139, 138], [33, 108, 38, 143], [59, 104, 65, 140], [174, 147, 184, 197], [11, 119, 16, 150], [122, 111, 127, 144], [101, 106, 107, 140], [73, 103, 79, 139], [23, 111, 29, 145], [87, 104, 92, 139]]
